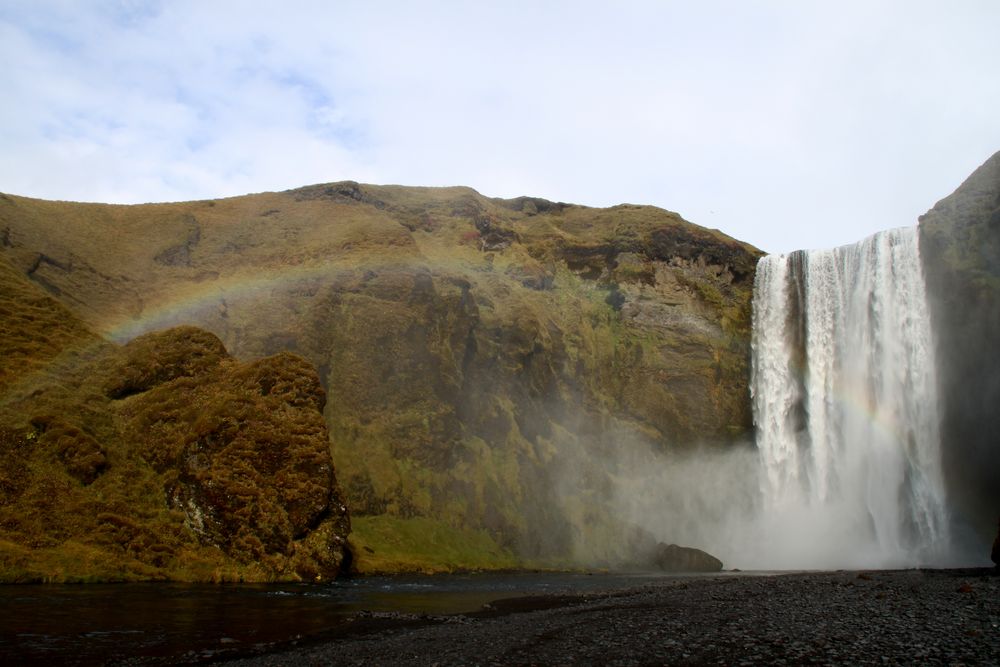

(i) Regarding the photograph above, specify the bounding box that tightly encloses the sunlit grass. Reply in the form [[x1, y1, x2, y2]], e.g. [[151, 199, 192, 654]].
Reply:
[[348, 515, 518, 574]]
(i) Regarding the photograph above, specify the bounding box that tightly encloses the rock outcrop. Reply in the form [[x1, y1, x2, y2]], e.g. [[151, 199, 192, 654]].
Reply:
[[0, 184, 761, 571], [113, 327, 351, 579], [647, 542, 724, 572], [919, 150, 1000, 559], [0, 257, 350, 581]]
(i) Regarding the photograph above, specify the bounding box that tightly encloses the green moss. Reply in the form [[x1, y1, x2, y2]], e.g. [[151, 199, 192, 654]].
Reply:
[[347, 515, 518, 574]]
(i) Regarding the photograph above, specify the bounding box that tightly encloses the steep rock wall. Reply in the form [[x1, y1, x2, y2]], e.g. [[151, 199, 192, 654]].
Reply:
[[0, 185, 761, 569], [918, 150, 1000, 559]]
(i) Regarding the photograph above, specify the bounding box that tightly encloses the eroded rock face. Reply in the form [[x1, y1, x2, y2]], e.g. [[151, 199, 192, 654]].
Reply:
[[115, 328, 351, 579], [919, 151, 1000, 558]]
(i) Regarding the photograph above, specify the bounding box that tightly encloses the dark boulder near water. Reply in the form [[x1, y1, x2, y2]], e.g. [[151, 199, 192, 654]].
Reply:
[[646, 542, 723, 572]]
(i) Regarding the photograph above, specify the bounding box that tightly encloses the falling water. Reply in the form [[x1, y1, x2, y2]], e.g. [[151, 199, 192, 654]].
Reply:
[[751, 226, 949, 568]]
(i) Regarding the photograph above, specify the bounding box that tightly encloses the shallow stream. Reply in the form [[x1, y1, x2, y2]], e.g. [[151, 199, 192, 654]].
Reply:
[[0, 571, 726, 664]]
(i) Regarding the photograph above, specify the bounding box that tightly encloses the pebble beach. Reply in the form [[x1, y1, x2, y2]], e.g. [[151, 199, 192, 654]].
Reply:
[[227, 568, 999, 666]]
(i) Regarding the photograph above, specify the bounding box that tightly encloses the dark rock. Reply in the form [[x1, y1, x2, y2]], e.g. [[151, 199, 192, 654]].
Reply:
[[919, 150, 1000, 556], [495, 196, 568, 216], [647, 542, 723, 572], [604, 285, 626, 310], [648, 226, 756, 285], [473, 213, 518, 251], [154, 214, 200, 267], [558, 242, 617, 281], [25, 252, 71, 296], [287, 181, 387, 209], [504, 259, 554, 290]]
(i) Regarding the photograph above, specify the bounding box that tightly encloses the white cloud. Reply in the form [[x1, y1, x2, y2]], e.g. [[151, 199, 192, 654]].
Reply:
[[1, 1, 998, 252]]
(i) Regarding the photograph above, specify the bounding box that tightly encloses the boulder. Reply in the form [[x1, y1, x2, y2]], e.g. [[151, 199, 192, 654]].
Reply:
[[648, 542, 723, 572], [118, 331, 351, 579]]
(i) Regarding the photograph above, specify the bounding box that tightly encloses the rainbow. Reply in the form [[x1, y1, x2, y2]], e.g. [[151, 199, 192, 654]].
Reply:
[[100, 256, 459, 343]]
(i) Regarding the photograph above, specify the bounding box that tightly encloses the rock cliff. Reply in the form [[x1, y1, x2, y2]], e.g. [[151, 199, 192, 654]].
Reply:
[[0, 184, 761, 571], [919, 150, 1000, 560]]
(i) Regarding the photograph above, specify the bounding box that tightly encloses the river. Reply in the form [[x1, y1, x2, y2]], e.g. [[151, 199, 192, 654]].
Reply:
[[1, 571, 730, 664]]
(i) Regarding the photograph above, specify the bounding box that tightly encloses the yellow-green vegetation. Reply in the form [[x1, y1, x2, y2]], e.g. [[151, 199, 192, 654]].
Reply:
[[348, 516, 518, 574], [0, 257, 350, 582], [0, 182, 762, 574]]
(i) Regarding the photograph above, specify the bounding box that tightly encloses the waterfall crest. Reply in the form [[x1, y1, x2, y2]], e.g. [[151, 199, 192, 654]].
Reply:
[[751, 226, 949, 568]]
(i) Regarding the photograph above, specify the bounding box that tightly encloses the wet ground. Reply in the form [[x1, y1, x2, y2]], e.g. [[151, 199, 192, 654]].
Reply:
[[0, 571, 703, 665], [229, 569, 1000, 666], [3, 569, 997, 665]]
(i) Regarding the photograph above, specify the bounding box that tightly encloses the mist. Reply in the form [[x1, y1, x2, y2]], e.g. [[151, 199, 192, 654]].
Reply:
[[599, 439, 761, 569], [551, 432, 934, 573]]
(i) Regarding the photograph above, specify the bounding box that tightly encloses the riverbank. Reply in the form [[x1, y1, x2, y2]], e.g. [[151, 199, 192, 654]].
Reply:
[[228, 568, 999, 666]]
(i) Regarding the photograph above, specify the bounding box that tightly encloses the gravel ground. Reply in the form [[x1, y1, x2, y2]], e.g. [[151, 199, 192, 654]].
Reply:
[[226, 569, 999, 666]]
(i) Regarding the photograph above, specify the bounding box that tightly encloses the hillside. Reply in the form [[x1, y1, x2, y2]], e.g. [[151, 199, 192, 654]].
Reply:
[[0, 184, 762, 572]]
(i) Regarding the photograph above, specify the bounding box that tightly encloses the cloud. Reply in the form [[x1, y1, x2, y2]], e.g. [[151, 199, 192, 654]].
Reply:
[[1, 1, 999, 252]]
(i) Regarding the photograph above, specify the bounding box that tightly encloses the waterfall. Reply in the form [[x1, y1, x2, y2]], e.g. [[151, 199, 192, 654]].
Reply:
[[750, 226, 949, 568]]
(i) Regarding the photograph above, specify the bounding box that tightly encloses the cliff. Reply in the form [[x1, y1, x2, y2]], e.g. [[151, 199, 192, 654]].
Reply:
[[0, 184, 761, 572], [918, 150, 1000, 559]]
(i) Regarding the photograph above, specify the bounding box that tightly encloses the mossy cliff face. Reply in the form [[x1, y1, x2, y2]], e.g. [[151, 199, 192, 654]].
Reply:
[[918, 151, 1000, 557], [0, 257, 350, 581], [0, 185, 761, 571]]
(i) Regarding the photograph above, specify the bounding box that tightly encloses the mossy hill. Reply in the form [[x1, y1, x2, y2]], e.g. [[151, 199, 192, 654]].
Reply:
[[0, 184, 762, 574], [0, 255, 350, 582]]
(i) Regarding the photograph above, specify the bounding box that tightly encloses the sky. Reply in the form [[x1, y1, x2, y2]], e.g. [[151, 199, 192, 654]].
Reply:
[[1, 1, 998, 254]]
